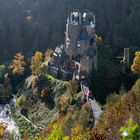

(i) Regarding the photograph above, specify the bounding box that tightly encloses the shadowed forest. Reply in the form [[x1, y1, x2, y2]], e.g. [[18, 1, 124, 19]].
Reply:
[[0, 0, 140, 61]]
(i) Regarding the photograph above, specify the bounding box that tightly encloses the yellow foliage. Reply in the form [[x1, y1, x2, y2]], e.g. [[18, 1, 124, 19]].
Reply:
[[31, 76, 39, 87], [10, 53, 25, 75], [45, 48, 53, 65], [59, 95, 69, 106], [35, 51, 43, 59], [0, 122, 7, 138], [59, 95, 69, 113], [30, 51, 43, 76], [47, 124, 69, 140], [71, 124, 90, 140], [30, 125, 69, 140], [96, 34, 102, 43], [131, 51, 140, 74]]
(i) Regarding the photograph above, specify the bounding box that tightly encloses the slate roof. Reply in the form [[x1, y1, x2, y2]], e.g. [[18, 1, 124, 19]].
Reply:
[[79, 27, 90, 41]]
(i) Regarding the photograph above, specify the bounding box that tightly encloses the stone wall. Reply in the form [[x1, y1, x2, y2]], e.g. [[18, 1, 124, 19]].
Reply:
[[65, 24, 81, 58]]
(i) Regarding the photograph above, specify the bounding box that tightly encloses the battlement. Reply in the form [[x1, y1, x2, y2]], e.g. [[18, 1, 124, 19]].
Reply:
[[67, 12, 95, 27]]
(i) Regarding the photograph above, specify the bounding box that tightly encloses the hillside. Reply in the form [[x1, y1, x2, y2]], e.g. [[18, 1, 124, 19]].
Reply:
[[11, 72, 72, 137]]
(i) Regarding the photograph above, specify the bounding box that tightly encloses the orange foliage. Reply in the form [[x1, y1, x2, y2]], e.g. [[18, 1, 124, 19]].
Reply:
[[41, 87, 49, 97], [90, 128, 106, 140], [23, 132, 29, 140], [0, 122, 7, 138], [10, 53, 25, 75], [94, 92, 138, 139]]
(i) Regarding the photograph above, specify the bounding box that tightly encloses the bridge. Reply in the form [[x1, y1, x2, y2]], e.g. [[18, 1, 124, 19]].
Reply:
[[80, 82, 103, 124]]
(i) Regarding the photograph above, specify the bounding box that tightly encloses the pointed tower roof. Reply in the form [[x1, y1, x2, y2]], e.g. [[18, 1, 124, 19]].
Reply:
[[79, 27, 90, 41]]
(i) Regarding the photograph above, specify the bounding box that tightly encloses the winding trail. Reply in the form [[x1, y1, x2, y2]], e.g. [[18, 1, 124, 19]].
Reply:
[[81, 82, 103, 124]]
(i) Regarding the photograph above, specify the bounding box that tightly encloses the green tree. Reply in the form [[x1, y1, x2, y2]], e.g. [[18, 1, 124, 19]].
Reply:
[[120, 118, 140, 140], [47, 124, 69, 140]]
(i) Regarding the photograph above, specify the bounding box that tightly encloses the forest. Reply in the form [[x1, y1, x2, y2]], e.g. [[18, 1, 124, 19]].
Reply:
[[0, 0, 140, 61]]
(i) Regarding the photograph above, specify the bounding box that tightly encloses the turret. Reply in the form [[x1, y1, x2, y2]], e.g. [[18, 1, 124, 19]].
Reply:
[[65, 12, 96, 59]]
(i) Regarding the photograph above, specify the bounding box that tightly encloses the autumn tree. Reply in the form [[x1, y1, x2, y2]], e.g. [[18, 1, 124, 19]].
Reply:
[[79, 103, 91, 127], [23, 132, 29, 140], [59, 95, 69, 113], [71, 124, 90, 140], [90, 128, 106, 140], [68, 80, 78, 99], [0, 122, 7, 139], [47, 124, 69, 140], [131, 51, 140, 74], [10, 53, 25, 75], [45, 48, 53, 65], [96, 34, 102, 44], [30, 51, 43, 76], [31, 125, 69, 140]]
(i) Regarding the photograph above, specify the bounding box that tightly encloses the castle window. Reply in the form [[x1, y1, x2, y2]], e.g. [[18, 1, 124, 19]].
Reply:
[[90, 37, 94, 45], [78, 43, 80, 47]]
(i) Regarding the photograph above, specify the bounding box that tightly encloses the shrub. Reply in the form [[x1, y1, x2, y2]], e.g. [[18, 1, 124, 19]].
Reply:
[[71, 124, 90, 140], [59, 95, 69, 113], [120, 118, 140, 140], [41, 87, 49, 97], [17, 95, 26, 107]]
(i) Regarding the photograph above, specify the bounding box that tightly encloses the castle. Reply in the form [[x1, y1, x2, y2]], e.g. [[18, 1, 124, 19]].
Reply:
[[48, 12, 97, 80]]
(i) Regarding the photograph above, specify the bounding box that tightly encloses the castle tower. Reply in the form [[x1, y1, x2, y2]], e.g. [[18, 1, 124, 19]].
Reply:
[[83, 12, 96, 36], [65, 12, 96, 59], [65, 12, 81, 59], [48, 11, 97, 81], [65, 11, 97, 80]]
